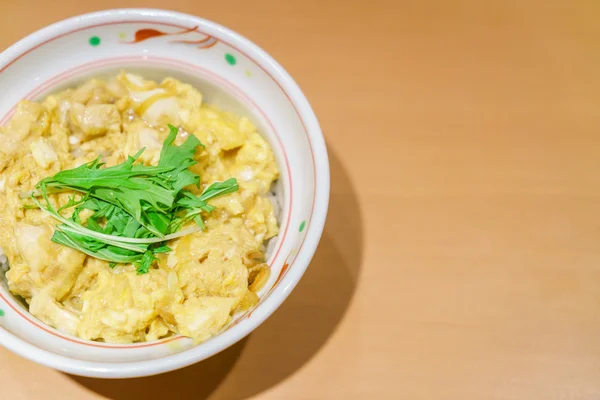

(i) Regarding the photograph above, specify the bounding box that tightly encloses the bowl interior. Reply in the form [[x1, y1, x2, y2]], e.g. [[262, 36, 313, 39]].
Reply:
[[0, 11, 321, 374]]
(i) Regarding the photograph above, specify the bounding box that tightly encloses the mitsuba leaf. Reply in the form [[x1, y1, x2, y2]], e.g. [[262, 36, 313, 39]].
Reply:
[[32, 124, 240, 273]]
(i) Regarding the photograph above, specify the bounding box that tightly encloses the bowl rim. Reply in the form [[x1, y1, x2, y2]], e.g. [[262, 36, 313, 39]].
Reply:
[[0, 8, 330, 378]]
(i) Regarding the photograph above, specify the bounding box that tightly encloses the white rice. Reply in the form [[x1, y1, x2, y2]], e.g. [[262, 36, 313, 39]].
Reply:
[[0, 247, 7, 273], [267, 191, 280, 220], [264, 184, 282, 261]]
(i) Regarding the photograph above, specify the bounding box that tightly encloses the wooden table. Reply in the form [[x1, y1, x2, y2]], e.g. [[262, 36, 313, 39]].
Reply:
[[2, 0, 600, 398]]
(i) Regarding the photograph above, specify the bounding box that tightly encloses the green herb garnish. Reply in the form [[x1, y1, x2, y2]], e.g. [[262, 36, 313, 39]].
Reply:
[[30, 124, 238, 274]]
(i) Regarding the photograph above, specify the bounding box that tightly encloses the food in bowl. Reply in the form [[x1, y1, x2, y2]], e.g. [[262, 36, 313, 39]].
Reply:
[[0, 72, 280, 344]]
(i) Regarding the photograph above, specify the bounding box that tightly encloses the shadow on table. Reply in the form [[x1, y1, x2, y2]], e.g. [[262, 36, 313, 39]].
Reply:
[[69, 147, 363, 399]]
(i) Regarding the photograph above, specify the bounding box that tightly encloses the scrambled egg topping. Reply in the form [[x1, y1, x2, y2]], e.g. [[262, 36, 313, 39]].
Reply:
[[0, 72, 279, 343]]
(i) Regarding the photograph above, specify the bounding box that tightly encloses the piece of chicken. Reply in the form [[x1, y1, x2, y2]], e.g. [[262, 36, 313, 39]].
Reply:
[[69, 103, 121, 141]]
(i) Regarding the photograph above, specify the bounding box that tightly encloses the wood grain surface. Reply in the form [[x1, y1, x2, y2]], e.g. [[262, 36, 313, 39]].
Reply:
[[2, 0, 600, 398]]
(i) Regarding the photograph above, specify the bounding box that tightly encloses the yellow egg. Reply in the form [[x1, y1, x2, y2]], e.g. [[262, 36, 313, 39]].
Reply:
[[0, 73, 279, 344]]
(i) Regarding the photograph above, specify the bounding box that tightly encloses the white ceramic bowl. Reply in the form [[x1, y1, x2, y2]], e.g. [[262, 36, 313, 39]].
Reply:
[[0, 8, 329, 378]]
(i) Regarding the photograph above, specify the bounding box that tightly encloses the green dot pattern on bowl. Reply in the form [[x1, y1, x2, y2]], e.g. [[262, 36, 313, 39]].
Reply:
[[225, 53, 237, 66], [299, 220, 306, 232], [0, 309, 5, 317], [89, 36, 101, 46]]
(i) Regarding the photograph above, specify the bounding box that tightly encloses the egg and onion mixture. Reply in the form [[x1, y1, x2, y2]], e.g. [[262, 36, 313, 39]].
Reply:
[[0, 73, 279, 343]]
